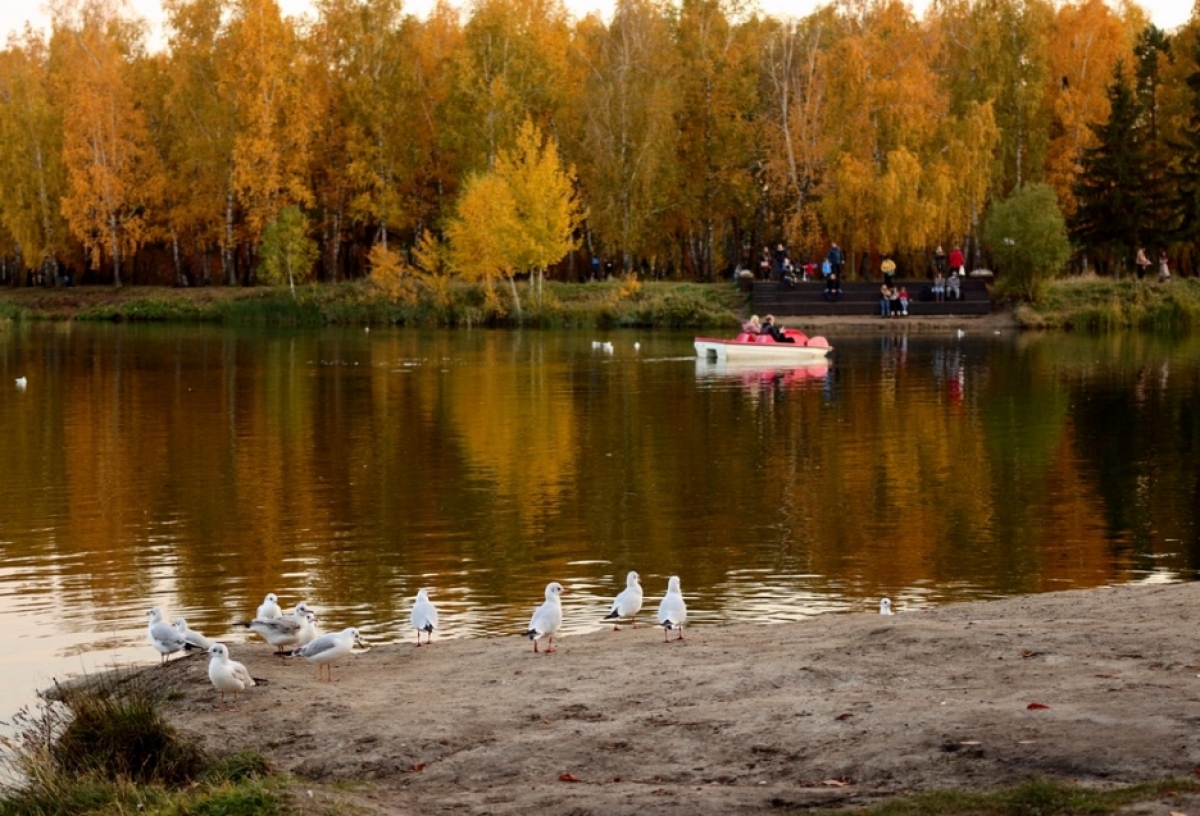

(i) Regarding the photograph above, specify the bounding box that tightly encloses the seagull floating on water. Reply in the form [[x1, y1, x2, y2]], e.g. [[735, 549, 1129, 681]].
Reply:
[[173, 617, 214, 651], [286, 627, 366, 681], [147, 607, 196, 664], [233, 602, 314, 652], [207, 643, 263, 709], [14, 376, 27, 390], [879, 598, 894, 616], [656, 576, 687, 642], [525, 582, 567, 653], [256, 593, 283, 620], [410, 589, 438, 646], [603, 571, 643, 630]]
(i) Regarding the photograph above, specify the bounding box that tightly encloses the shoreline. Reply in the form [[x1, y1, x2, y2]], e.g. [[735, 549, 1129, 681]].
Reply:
[[100, 581, 1200, 814]]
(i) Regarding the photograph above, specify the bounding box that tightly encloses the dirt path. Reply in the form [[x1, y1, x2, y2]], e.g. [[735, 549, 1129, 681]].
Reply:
[[115, 582, 1200, 814]]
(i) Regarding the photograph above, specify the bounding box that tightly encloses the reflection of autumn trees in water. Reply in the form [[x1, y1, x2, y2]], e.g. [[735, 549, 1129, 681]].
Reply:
[[0, 0, 1184, 285], [1, 328, 1198, 636]]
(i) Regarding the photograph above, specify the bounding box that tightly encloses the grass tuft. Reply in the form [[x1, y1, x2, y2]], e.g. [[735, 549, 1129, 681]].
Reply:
[[1, 679, 285, 816]]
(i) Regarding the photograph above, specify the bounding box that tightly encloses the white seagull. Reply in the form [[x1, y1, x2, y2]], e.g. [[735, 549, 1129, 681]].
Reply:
[[256, 593, 283, 620], [603, 571, 643, 630], [656, 576, 687, 642], [410, 589, 438, 646], [524, 582, 567, 653], [287, 627, 366, 681], [147, 607, 194, 664], [173, 617, 214, 651], [14, 376, 27, 390], [233, 601, 314, 652], [879, 598, 894, 616], [207, 643, 261, 709], [294, 611, 320, 648]]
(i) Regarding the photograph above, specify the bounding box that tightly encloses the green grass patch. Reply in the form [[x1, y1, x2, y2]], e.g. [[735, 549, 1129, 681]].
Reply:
[[821, 776, 1200, 816], [1019, 276, 1200, 332], [0, 679, 287, 816]]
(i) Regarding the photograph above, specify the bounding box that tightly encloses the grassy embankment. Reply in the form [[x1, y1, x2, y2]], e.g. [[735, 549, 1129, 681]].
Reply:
[[0, 679, 284, 816], [0, 279, 742, 329], [2, 276, 1200, 331], [1015, 276, 1200, 331]]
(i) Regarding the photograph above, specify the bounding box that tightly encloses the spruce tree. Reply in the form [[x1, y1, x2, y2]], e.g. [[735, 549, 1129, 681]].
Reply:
[[1071, 61, 1165, 272], [1169, 36, 1200, 245]]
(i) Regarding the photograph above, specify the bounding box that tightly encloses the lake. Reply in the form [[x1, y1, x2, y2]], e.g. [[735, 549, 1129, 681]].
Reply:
[[0, 322, 1197, 722]]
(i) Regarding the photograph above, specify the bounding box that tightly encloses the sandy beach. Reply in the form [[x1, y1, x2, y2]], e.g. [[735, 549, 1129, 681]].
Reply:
[[108, 581, 1200, 814]]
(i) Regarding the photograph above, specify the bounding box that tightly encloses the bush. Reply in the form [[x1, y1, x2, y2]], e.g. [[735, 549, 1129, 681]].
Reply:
[[985, 183, 1071, 302]]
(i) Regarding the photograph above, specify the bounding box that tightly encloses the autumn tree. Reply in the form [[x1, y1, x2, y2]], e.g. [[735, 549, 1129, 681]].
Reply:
[[569, 0, 679, 271], [259, 205, 318, 297], [53, 0, 164, 287], [0, 32, 69, 285], [446, 119, 584, 316], [161, 0, 242, 285], [223, 0, 318, 281]]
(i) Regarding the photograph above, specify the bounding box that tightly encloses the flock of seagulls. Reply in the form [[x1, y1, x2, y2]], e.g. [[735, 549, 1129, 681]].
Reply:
[[148, 580, 894, 708]]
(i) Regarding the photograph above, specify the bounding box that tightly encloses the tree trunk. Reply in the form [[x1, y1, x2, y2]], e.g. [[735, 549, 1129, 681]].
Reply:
[[507, 274, 522, 319], [224, 188, 236, 286], [109, 218, 122, 288]]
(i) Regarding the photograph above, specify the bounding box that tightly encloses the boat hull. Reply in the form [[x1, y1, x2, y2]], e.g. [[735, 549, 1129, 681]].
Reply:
[[694, 335, 833, 363]]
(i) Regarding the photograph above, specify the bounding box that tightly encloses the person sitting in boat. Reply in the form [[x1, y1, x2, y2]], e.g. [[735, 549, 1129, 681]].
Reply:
[[742, 314, 762, 335], [761, 315, 795, 343]]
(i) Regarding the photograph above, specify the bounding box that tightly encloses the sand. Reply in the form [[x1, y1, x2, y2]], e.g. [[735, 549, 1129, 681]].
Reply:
[[110, 581, 1200, 814]]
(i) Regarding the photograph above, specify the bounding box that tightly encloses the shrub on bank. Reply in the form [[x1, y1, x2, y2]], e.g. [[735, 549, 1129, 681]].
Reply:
[[0, 680, 284, 816]]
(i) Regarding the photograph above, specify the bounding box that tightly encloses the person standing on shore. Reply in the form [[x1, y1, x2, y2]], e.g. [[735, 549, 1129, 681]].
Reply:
[[948, 246, 965, 277], [827, 243, 845, 279], [1135, 247, 1151, 281]]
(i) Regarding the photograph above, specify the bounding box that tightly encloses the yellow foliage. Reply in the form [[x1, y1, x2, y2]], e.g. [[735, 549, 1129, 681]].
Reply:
[[616, 273, 641, 300]]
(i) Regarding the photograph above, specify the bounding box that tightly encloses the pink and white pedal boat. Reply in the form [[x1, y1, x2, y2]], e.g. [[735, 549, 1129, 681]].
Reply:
[[694, 329, 833, 363]]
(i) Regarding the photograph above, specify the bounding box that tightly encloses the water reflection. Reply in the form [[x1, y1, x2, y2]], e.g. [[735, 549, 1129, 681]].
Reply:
[[0, 325, 1198, 724]]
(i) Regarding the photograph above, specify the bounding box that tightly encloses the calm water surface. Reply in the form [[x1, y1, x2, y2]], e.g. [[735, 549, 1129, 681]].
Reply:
[[1, 323, 1198, 721]]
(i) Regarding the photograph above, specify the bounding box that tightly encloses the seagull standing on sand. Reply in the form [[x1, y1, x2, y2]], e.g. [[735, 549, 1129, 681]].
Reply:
[[603, 571, 643, 630], [410, 589, 438, 646], [286, 627, 366, 681], [256, 593, 283, 620], [173, 617, 214, 651], [207, 643, 261, 709], [656, 576, 687, 642], [525, 582, 567, 653], [233, 601, 314, 652], [147, 607, 193, 664], [879, 598, 894, 615]]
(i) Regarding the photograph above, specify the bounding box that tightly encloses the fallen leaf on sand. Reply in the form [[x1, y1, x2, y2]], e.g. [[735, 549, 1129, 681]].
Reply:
[[1026, 702, 1050, 710], [559, 773, 581, 782]]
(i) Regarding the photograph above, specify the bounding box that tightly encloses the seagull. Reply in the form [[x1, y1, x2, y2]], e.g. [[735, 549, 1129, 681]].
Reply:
[[207, 643, 262, 709], [256, 593, 283, 620], [294, 611, 320, 648], [173, 617, 214, 651], [233, 602, 314, 652], [525, 582, 567, 653], [880, 598, 894, 615], [14, 376, 27, 390], [602, 342, 614, 354], [656, 576, 687, 642], [634, 342, 640, 351], [603, 571, 643, 630], [286, 627, 366, 681], [147, 607, 195, 664], [410, 589, 438, 646], [956, 328, 965, 339]]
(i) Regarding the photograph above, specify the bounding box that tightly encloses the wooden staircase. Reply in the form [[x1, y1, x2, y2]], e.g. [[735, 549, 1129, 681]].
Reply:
[[750, 277, 993, 317]]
